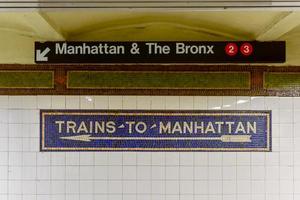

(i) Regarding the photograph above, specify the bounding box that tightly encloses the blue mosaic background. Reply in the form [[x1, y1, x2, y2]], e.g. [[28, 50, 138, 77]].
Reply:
[[40, 110, 271, 151]]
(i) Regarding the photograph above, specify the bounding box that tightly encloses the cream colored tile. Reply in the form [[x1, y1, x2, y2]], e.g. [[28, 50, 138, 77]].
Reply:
[[293, 97, 300, 109], [0, 96, 8, 109], [222, 96, 237, 110], [193, 96, 207, 109], [207, 96, 222, 110], [108, 96, 122, 109], [51, 96, 66, 109], [122, 96, 137, 109], [22, 96, 37, 109], [37, 96, 51, 109], [66, 96, 79, 109], [8, 96, 22, 109], [279, 97, 293, 109], [250, 97, 265, 110], [179, 96, 193, 110], [165, 96, 179, 109], [80, 96, 94, 109], [94, 96, 109, 109], [150, 96, 165, 110], [236, 96, 250, 109], [265, 97, 279, 109], [136, 96, 151, 109]]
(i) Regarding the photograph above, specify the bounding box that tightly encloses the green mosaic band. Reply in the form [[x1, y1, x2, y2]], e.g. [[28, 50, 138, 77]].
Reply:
[[264, 72, 300, 90], [0, 71, 54, 88], [67, 71, 250, 89]]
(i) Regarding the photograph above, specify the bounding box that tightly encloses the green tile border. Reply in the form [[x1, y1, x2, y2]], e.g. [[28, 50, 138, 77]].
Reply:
[[264, 72, 300, 90], [0, 71, 54, 89], [67, 71, 250, 90]]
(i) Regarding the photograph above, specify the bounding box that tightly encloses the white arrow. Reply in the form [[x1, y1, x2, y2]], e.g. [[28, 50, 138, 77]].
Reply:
[[60, 134, 251, 143], [36, 47, 50, 62]]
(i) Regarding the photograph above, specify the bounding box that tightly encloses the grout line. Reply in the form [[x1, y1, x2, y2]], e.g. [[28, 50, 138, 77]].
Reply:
[[279, 97, 281, 200], [250, 97, 253, 200], [79, 96, 81, 200], [293, 98, 295, 200], [7, 100, 9, 200], [235, 136, 238, 199], [193, 96, 195, 200], [264, 97, 266, 200], [179, 97, 181, 200], [121, 96, 124, 200], [221, 97, 224, 200], [65, 96, 67, 200]]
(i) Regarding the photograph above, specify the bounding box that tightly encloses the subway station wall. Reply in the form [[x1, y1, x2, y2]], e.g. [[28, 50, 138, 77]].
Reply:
[[0, 95, 299, 200]]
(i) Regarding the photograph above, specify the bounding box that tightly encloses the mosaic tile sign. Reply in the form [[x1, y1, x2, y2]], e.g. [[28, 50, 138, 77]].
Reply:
[[40, 110, 271, 152]]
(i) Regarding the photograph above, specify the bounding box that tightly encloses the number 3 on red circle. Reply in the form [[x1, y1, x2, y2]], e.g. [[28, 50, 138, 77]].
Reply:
[[240, 43, 253, 56]]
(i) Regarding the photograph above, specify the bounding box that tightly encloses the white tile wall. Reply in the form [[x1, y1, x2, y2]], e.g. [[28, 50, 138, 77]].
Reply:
[[0, 96, 299, 200]]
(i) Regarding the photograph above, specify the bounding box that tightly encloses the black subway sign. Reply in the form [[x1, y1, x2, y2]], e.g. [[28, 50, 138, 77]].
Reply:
[[35, 41, 285, 63]]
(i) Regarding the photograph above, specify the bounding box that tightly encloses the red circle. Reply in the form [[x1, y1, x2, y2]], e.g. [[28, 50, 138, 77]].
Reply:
[[240, 43, 253, 56], [225, 43, 238, 56]]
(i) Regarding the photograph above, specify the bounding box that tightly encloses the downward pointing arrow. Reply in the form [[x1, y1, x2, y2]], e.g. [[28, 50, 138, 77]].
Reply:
[[36, 47, 50, 62]]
